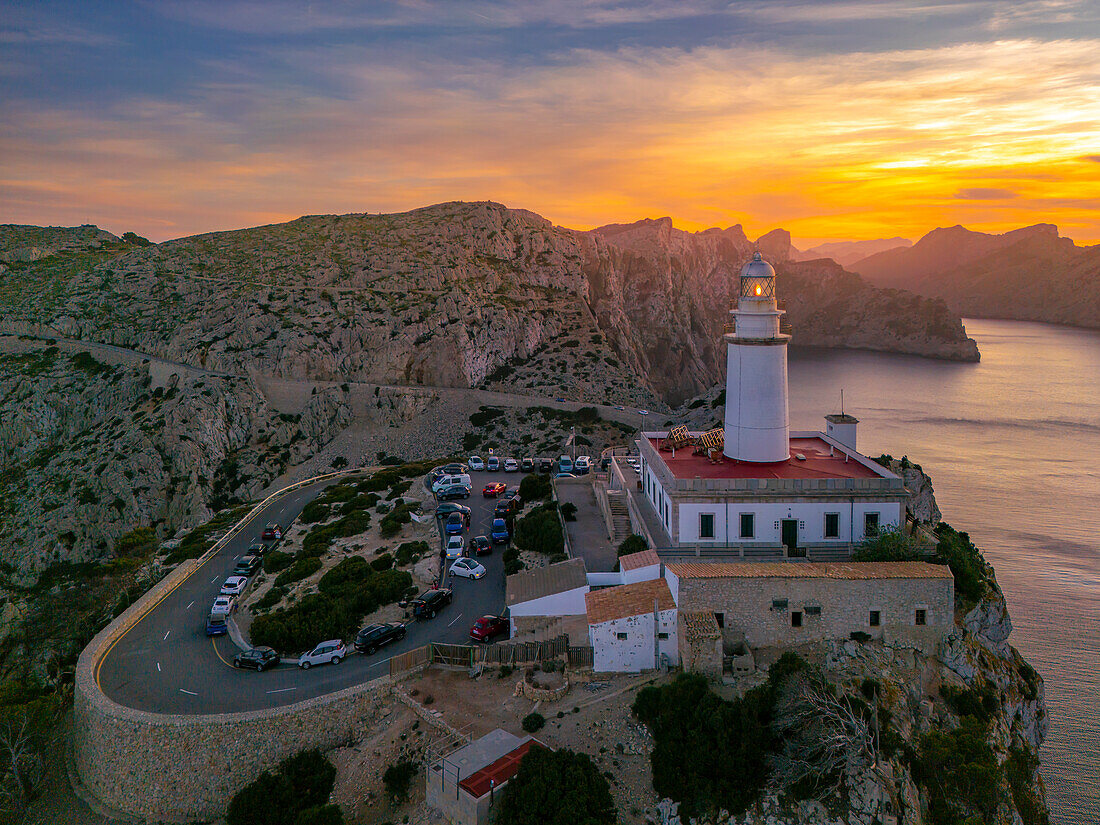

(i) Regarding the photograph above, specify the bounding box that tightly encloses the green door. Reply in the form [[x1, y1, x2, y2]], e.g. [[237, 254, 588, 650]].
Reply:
[[782, 519, 803, 556]]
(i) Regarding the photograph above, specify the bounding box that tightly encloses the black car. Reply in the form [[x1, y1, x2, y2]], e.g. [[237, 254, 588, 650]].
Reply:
[[234, 554, 262, 576], [437, 484, 470, 501], [247, 542, 267, 557], [538, 458, 553, 473], [409, 588, 453, 620], [468, 535, 492, 556], [354, 622, 407, 654], [233, 647, 281, 671], [442, 462, 468, 475], [494, 493, 522, 516], [520, 457, 534, 472], [435, 502, 472, 520]]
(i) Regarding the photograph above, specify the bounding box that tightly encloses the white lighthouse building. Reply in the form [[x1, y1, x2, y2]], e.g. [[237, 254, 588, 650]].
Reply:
[[627, 252, 909, 558], [724, 252, 790, 463]]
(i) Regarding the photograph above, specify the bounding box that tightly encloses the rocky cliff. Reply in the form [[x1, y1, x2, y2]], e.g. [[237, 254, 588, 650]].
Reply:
[[1, 204, 978, 409], [851, 223, 1100, 329]]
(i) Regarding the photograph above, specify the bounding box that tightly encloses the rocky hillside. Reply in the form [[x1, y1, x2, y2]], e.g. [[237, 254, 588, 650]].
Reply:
[[0, 338, 350, 575], [851, 224, 1100, 329], [796, 237, 912, 266], [1, 204, 977, 409]]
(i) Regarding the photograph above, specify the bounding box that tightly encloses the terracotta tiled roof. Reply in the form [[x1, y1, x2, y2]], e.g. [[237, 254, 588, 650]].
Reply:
[[506, 558, 588, 606], [619, 548, 660, 571], [681, 611, 721, 642], [665, 561, 952, 580], [586, 578, 675, 626]]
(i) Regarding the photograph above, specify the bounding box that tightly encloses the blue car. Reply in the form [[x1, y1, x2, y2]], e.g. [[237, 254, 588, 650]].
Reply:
[[445, 512, 466, 535], [491, 518, 510, 544], [205, 615, 228, 637]]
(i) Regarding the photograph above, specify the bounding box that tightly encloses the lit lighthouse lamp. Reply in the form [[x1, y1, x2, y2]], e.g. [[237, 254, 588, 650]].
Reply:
[[723, 252, 791, 463]]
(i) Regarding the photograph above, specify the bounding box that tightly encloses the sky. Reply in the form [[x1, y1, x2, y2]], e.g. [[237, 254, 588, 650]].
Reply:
[[1, 0, 1099, 246]]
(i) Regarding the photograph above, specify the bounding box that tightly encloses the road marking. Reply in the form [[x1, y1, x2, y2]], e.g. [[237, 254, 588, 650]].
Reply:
[[163, 630, 171, 641], [266, 687, 297, 694], [210, 638, 234, 668], [179, 688, 197, 696], [156, 662, 161, 672], [447, 613, 464, 627], [210, 576, 218, 583], [185, 601, 194, 610]]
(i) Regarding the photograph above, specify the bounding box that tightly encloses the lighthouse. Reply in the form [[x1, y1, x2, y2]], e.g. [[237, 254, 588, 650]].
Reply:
[[723, 252, 791, 462]]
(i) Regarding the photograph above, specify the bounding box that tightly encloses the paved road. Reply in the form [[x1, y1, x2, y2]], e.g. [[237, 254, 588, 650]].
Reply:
[[96, 471, 511, 715]]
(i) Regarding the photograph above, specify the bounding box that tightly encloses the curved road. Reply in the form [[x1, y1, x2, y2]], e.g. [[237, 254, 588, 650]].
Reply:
[[96, 471, 510, 715]]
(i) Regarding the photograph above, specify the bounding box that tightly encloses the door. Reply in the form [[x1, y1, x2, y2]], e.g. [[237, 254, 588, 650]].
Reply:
[[781, 519, 803, 556]]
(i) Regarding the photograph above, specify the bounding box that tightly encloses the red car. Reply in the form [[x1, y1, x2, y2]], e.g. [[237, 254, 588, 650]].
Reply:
[[469, 615, 509, 643], [482, 482, 507, 498]]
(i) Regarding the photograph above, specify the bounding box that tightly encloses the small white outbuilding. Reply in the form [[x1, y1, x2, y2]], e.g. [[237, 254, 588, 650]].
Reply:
[[586, 578, 678, 673]]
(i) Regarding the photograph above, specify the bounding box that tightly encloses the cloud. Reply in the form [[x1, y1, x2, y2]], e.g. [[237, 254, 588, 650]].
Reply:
[[955, 187, 1018, 199], [1083, 154, 1100, 162]]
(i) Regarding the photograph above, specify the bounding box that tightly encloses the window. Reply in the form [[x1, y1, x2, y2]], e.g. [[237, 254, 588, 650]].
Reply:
[[805, 605, 821, 616], [869, 610, 881, 627], [616, 632, 628, 640], [658, 632, 669, 640], [915, 609, 927, 626], [771, 598, 788, 610], [740, 513, 755, 539], [791, 611, 803, 628], [824, 512, 840, 538], [699, 513, 715, 539], [864, 512, 880, 536], [714, 612, 725, 628]]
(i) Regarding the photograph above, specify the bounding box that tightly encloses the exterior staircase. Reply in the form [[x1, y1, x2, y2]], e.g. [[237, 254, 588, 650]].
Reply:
[[606, 493, 633, 545]]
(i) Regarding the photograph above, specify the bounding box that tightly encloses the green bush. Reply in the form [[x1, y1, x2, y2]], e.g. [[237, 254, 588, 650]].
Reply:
[[300, 502, 331, 524], [851, 525, 922, 562], [164, 505, 251, 564], [496, 748, 615, 825], [470, 406, 505, 427], [264, 550, 294, 574], [301, 511, 372, 556], [512, 503, 563, 556], [1006, 747, 1050, 825], [370, 552, 393, 571], [914, 717, 1001, 825], [504, 558, 524, 575], [227, 749, 338, 825], [941, 682, 999, 723], [522, 712, 545, 732], [934, 524, 992, 605], [382, 761, 418, 803], [253, 586, 286, 611], [380, 501, 413, 538], [617, 534, 648, 557], [274, 556, 322, 588], [518, 473, 552, 502], [395, 541, 429, 565], [330, 456, 348, 469], [114, 526, 156, 557], [560, 502, 577, 522]]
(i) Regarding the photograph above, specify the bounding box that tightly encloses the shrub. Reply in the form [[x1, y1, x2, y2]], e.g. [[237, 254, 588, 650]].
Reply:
[[253, 586, 286, 611], [114, 526, 156, 557], [330, 456, 348, 469], [934, 524, 992, 605], [382, 761, 417, 803], [914, 717, 1001, 825], [227, 750, 337, 825], [370, 552, 393, 571], [504, 558, 524, 575], [560, 502, 577, 521], [295, 806, 344, 825], [617, 534, 648, 557], [380, 501, 413, 538], [264, 550, 294, 574], [280, 750, 337, 809], [496, 748, 615, 825], [300, 502, 331, 525], [941, 682, 999, 723], [226, 770, 296, 825], [395, 541, 429, 565], [512, 503, 563, 556], [522, 712, 545, 732], [851, 525, 921, 562], [274, 556, 322, 588], [301, 511, 372, 556], [518, 473, 552, 502], [470, 406, 505, 427]]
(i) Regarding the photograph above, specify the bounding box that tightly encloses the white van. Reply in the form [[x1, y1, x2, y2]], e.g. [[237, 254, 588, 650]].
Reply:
[[432, 473, 472, 493], [574, 455, 591, 474]]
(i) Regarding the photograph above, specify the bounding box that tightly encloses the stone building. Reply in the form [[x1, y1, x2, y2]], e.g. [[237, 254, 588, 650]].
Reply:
[[585, 578, 677, 672]]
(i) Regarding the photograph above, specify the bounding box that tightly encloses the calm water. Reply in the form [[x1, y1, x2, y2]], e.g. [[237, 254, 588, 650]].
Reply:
[[788, 318, 1100, 824]]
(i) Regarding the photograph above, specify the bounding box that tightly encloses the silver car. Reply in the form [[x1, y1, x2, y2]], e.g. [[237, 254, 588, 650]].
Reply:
[[298, 640, 346, 669]]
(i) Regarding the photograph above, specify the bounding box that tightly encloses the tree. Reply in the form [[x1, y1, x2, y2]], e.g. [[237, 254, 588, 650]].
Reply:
[[496, 748, 615, 825], [617, 534, 648, 557], [512, 504, 563, 556], [851, 525, 921, 562], [0, 713, 49, 818]]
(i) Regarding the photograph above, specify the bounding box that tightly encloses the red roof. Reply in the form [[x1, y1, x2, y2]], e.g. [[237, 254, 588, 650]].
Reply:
[[648, 436, 882, 481], [459, 740, 545, 798]]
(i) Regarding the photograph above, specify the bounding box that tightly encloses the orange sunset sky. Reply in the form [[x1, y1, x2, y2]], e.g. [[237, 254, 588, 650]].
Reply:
[[2, 1, 1099, 246]]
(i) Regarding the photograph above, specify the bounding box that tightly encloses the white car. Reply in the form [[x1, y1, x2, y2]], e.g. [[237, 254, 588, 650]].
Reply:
[[450, 558, 487, 579], [504, 458, 519, 472], [446, 535, 465, 560], [298, 640, 346, 669], [220, 575, 248, 597], [210, 595, 236, 617], [468, 455, 485, 471], [574, 455, 591, 473]]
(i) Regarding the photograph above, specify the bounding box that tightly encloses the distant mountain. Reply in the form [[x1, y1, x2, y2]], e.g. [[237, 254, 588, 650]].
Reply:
[[797, 237, 912, 266], [850, 224, 1100, 329]]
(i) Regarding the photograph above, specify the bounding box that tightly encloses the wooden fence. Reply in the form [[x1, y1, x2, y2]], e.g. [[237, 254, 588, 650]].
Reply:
[[389, 645, 431, 677]]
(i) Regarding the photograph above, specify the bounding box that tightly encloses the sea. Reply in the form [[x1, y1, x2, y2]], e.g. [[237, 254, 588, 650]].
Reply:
[[787, 318, 1100, 825]]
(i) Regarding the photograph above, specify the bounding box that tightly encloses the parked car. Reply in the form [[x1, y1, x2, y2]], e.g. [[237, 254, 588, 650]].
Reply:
[[468, 455, 485, 471], [450, 558, 487, 579], [442, 462, 468, 475], [435, 502, 471, 520], [409, 588, 453, 620], [555, 472, 577, 479], [468, 535, 492, 556], [234, 554, 262, 576], [220, 575, 249, 597], [446, 535, 465, 560], [494, 494, 522, 517], [210, 595, 236, 617], [503, 458, 519, 472], [437, 484, 471, 501], [247, 542, 267, 557], [486, 456, 500, 471], [205, 615, 229, 637], [574, 455, 591, 474], [483, 482, 507, 498], [490, 518, 510, 544], [558, 456, 573, 474], [520, 457, 534, 472], [233, 647, 280, 671], [444, 512, 466, 535], [261, 523, 282, 541], [354, 622, 407, 654], [432, 473, 472, 493], [538, 458, 553, 473], [469, 615, 509, 643], [298, 640, 345, 669]]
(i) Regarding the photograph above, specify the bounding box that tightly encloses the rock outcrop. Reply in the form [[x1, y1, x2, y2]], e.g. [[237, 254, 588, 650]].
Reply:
[[851, 223, 1100, 329]]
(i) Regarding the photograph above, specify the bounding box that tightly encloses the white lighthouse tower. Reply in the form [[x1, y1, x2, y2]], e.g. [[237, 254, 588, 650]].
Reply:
[[723, 252, 791, 463]]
